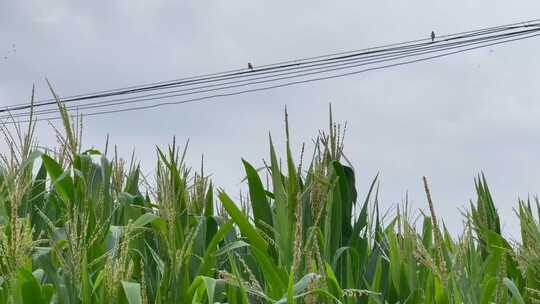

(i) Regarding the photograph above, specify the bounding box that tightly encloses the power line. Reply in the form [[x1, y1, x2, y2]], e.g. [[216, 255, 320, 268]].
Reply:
[[3, 18, 540, 112], [5, 30, 540, 124], [5, 25, 540, 120], [4, 26, 537, 120]]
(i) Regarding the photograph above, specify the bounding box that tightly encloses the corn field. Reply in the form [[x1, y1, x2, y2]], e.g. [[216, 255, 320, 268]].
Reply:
[[0, 92, 539, 303]]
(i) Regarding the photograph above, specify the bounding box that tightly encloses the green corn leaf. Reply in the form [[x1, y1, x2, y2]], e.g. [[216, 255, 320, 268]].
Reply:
[[242, 159, 273, 231], [198, 219, 234, 275], [132, 212, 161, 228], [479, 277, 497, 304], [41, 154, 74, 203], [218, 191, 268, 252], [121, 281, 142, 304], [17, 268, 44, 304], [269, 136, 291, 266], [503, 278, 525, 304]]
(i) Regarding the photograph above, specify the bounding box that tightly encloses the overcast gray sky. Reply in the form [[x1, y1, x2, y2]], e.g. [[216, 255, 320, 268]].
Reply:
[[1, 1, 540, 237]]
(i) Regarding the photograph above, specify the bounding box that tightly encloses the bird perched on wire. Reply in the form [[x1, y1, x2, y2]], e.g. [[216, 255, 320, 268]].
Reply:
[[248, 62, 254, 71], [431, 31, 435, 42]]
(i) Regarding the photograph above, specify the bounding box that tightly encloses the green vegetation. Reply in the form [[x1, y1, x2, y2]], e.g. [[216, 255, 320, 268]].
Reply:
[[0, 92, 539, 303]]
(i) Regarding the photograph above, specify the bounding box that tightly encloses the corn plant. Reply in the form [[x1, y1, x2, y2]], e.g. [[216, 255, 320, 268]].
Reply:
[[0, 90, 538, 303]]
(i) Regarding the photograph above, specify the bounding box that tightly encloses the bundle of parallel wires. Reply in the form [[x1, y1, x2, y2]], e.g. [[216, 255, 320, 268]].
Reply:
[[2, 18, 540, 124]]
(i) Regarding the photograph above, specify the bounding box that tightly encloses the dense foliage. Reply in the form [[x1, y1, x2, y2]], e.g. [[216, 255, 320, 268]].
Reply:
[[0, 97, 539, 303]]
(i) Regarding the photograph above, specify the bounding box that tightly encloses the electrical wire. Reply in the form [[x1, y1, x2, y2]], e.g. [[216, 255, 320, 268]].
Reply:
[[4, 30, 539, 125], [4, 26, 537, 120], [4, 24, 540, 120], [2, 18, 540, 111]]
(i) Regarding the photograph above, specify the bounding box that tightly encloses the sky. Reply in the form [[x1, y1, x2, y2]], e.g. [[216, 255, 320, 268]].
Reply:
[[1, 1, 540, 238]]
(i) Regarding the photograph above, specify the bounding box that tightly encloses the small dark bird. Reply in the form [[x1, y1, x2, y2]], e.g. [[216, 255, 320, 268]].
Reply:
[[248, 62, 253, 70], [431, 31, 435, 42]]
